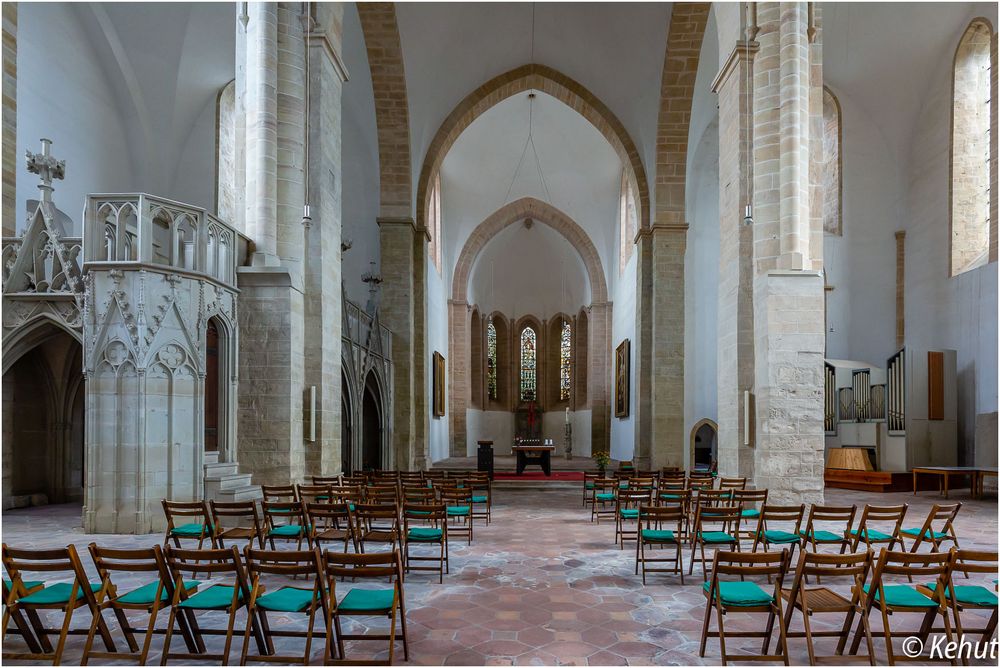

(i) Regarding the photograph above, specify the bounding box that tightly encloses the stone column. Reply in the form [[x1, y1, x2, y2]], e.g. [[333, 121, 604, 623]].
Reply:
[[448, 299, 469, 457], [894, 231, 905, 349], [2, 3, 15, 237], [713, 40, 758, 478], [587, 301, 612, 454], [244, 2, 279, 265], [749, 3, 825, 505]]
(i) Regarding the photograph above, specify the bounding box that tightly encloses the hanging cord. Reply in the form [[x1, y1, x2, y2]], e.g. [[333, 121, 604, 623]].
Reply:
[[743, 1, 754, 226], [302, 0, 312, 226]]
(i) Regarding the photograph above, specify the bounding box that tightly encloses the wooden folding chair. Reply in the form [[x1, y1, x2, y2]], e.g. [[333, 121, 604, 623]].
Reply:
[[733, 489, 769, 547], [582, 472, 600, 507], [752, 504, 806, 561], [719, 477, 748, 491], [210, 501, 265, 550], [82, 544, 200, 665], [773, 548, 876, 665], [699, 549, 792, 664], [367, 484, 400, 507], [689, 503, 742, 581], [439, 487, 474, 545], [402, 503, 449, 582], [161, 545, 265, 664], [636, 505, 685, 584], [423, 470, 446, 484], [400, 485, 435, 506], [398, 471, 424, 487], [915, 549, 997, 651], [353, 503, 405, 555], [590, 477, 618, 524], [262, 500, 312, 550], [848, 548, 955, 664], [899, 503, 961, 555], [849, 504, 907, 553], [262, 485, 297, 504], [297, 484, 334, 506], [466, 474, 492, 525], [688, 474, 716, 492], [240, 547, 329, 665], [322, 550, 409, 664], [799, 504, 856, 559], [307, 502, 358, 554], [616, 488, 653, 549], [162, 500, 216, 550], [1, 544, 115, 665], [312, 476, 341, 487], [373, 470, 399, 484], [2, 573, 45, 654]]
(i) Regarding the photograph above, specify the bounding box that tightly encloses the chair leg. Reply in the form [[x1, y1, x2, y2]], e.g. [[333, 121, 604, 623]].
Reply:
[[52, 603, 77, 666], [698, 592, 713, 657], [139, 602, 162, 665], [161, 606, 179, 666]]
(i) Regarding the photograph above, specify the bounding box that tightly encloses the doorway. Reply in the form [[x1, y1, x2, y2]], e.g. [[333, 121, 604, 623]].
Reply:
[[204, 319, 220, 452], [361, 372, 382, 471], [690, 419, 718, 471], [341, 374, 353, 474]]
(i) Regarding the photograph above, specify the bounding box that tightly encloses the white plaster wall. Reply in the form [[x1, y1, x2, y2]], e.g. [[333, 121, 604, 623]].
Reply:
[[16, 3, 135, 233], [465, 409, 513, 456], [610, 253, 637, 461], [341, 4, 381, 306], [427, 254, 451, 463]]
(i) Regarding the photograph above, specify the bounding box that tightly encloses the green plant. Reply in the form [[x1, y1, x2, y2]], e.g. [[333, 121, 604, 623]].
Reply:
[[592, 451, 611, 470]]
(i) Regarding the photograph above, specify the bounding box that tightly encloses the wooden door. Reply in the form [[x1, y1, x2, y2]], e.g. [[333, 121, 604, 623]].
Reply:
[[205, 320, 219, 451]]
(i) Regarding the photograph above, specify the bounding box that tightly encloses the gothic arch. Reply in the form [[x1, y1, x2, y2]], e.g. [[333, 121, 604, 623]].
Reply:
[[417, 64, 650, 233], [2, 315, 82, 375], [452, 198, 608, 305], [689, 417, 718, 469], [655, 3, 711, 224], [357, 3, 412, 219]]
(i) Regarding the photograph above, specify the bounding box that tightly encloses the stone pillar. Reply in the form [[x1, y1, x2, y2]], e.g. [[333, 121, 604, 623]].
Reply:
[[2, 3, 15, 237], [749, 3, 825, 504], [587, 301, 612, 454], [637, 226, 687, 470], [895, 231, 905, 349], [303, 3, 346, 476], [244, 2, 279, 265], [713, 40, 758, 478], [448, 299, 469, 457]]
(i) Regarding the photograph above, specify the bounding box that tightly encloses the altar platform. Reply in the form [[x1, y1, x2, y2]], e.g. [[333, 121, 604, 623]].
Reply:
[[431, 454, 600, 473]]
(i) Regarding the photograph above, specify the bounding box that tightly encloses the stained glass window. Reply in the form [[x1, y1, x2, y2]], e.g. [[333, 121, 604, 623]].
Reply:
[[487, 321, 498, 400], [559, 320, 572, 401], [519, 327, 536, 402]]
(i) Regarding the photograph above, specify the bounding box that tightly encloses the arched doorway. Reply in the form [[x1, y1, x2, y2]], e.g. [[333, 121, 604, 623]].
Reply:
[[690, 419, 718, 471], [204, 319, 220, 452], [2, 323, 84, 508], [341, 374, 353, 474], [362, 372, 383, 471]]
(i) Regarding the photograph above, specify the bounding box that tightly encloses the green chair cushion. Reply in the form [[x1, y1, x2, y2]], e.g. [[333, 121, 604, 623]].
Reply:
[[269, 524, 309, 537], [699, 531, 737, 544], [3, 579, 44, 592], [446, 505, 471, 516], [595, 493, 616, 502], [339, 588, 395, 612], [585, 482, 595, 489], [901, 528, 949, 540], [20, 582, 102, 605], [741, 509, 760, 519], [659, 493, 682, 500], [117, 580, 199, 605], [800, 529, 843, 542], [267, 506, 297, 514], [407, 528, 443, 541], [850, 528, 893, 542], [472, 495, 488, 503], [179, 585, 243, 610], [761, 530, 800, 544], [924, 583, 998, 607], [170, 522, 213, 537], [405, 510, 430, 517], [620, 508, 639, 519], [641, 529, 676, 542], [257, 587, 316, 613], [619, 483, 629, 490], [863, 584, 937, 608], [702, 581, 774, 607]]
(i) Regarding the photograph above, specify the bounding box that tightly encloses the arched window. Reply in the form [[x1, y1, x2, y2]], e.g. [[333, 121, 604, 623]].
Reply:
[[559, 320, 572, 401], [618, 170, 637, 274], [519, 327, 537, 402], [487, 321, 498, 401], [822, 87, 843, 236], [428, 172, 443, 273], [951, 18, 996, 276]]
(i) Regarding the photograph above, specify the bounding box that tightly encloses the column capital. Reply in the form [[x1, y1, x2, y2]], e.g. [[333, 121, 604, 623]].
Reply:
[[307, 30, 350, 83], [635, 221, 689, 242], [711, 40, 759, 93]]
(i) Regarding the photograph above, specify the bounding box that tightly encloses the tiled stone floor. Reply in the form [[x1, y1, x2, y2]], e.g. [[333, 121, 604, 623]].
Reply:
[[2, 486, 997, 665]]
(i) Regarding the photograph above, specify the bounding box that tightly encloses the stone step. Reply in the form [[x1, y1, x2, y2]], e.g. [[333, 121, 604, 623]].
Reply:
[[204, 461, 240, 478], [215, 484, 263, 503], [205, 472, 253, 494], [204, 451, 220, 465]]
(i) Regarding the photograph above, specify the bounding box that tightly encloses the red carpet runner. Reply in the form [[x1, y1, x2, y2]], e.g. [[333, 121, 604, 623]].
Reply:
[[493, 471, 584, 481]]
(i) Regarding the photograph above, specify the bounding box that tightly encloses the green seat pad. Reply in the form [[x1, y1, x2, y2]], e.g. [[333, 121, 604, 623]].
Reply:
[[595, 493, 616, 502], [257, 587, 316, 613], [800, 530, 843, 542], [339, 588, 395, 612], [659, 493, 682, 500], [699, 531, 737, 544], [703, 581, 774, 607], [619, 483, 629, 489], [267, 506, 297, 514], [863, 584, 937, 608], [179, 585, 243, 610], [471, 495, 488, 503], [901, 528, 949, 540], [407, 528, 443, 541], [269, 524, 309, 537], [741, 509, 760, 519], [585, 482, 595, 489], [117, 580, 199, 605], [170, 522, 213, 537], [850, 528, 893, 541], [446, 505, 470, 516], [620, 508, 639, 519], [405, 510, 430, 517], [641, 529, 676, 542], [3, 579, 44, 592], [924, 583, 998, 607], [760, 530, 800, 544], [20, 582, 101, 605]]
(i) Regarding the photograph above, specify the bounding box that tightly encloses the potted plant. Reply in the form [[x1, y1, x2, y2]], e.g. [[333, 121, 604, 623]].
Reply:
[[592, 451, 611, 477]]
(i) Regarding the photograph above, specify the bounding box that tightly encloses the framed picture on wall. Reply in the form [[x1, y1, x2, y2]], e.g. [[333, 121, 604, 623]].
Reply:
[[615, 339, 630, 418], [433, 351, 446, 417]]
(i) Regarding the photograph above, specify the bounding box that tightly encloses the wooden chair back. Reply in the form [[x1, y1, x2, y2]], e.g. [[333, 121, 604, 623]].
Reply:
[[908, 503, 961, 542], [854, 503, 907, 547], [710, 548, 791, 584], [949, 549, 998, 576], [732, 488, 768, 508], [402, 503, 447, 525], [243, 546, 323, 580], [688, 475, 715, 491], [327, 484, 363, 504], [695, 488, 732, 507], [262, 500, 308, 530], [758, 504, 805, 533], [638, 504, 684, 531], [163, 544, 249, 584], [401, 485, 436, 504], [306, 501, 355, 532], [870, 548, 953, 593], [322, 549, 404, 585], [718, 477, 747, 490], [312, 475, 340, 486], [297, 484, 333, 505], [438, 486, 473, 506], [161, 499, 214, 545], [367, 484, 400, 505], [209, 500, 265, 548], [262, 485, 297, 503], [801, 504, 855, 541], [628, 476, 656, 491], [398, 472, 424, 485], [693, 503, 741, 534]]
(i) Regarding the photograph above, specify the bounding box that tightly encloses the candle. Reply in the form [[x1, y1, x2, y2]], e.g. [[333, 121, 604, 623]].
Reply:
[[565, 406, 570, 424]]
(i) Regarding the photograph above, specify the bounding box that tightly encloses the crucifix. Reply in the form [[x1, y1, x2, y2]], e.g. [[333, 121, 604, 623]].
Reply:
[[25, 138, 66, 203]]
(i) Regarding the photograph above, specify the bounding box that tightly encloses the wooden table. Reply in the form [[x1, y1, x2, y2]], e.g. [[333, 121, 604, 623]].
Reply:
[[911, 466, 996, 499], [512, 445, 555, 476]]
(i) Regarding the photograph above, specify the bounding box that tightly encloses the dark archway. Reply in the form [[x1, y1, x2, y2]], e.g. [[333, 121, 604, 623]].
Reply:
[[692, 420, 718, 470], [342, 373, 353, 474], [204, 319, 220, 452], [362, 372, 383, 471]]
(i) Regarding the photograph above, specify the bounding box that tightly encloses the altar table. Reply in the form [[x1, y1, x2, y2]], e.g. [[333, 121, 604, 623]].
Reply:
[[512, 445, 555, 476]]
